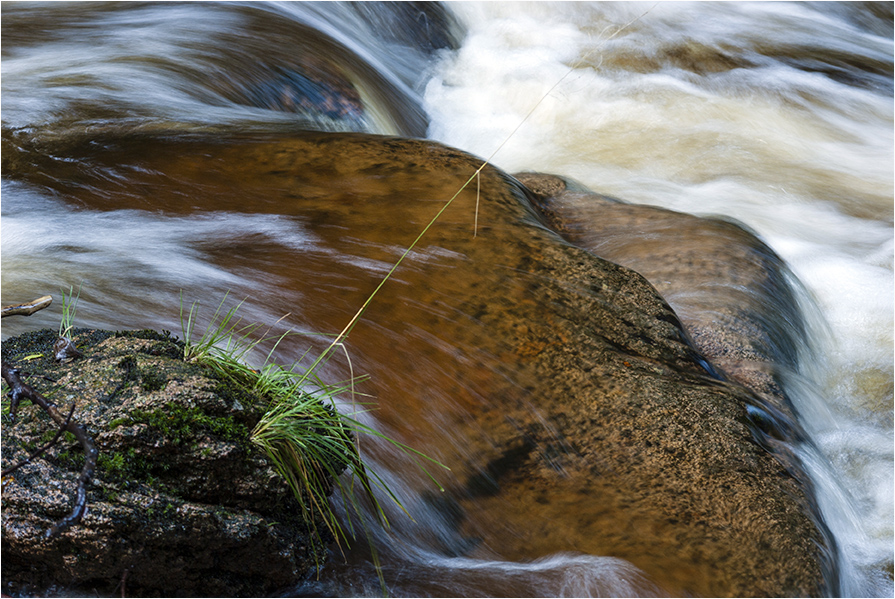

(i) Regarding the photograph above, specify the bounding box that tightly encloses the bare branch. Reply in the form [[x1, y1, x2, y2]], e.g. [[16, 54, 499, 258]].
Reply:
[[2, 361, 97, 537], [1, 295, 53, 318], [2, 403, 77, 477]]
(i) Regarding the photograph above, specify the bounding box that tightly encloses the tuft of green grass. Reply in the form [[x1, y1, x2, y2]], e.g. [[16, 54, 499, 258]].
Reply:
[[179, 294, 447, 588], [58, 284, 82, 339], [180, 292, 263, 364]]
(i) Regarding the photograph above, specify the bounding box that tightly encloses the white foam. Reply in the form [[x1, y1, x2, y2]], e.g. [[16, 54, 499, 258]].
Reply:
[[427, 1, 894, 593]]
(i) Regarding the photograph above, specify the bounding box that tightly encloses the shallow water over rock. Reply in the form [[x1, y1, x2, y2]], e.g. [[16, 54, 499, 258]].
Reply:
[[2, 132, 834, 596], [1, 2, 891, 597]]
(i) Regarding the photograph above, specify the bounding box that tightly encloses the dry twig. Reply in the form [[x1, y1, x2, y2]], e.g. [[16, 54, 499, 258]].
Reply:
[[1, 295, 53, 318], [1, 403, 76, 477], [2, 295, 97, 537]]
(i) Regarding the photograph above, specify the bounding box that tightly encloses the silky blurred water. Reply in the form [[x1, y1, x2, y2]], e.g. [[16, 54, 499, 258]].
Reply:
[[1, 2, 892, 596], [423, 3, 893, 595]]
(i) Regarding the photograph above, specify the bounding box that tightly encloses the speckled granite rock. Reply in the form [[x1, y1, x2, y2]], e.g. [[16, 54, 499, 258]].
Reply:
[[1, 329, 337, 597], [3, 132, 837, 596], [515, 171, 809, 423]]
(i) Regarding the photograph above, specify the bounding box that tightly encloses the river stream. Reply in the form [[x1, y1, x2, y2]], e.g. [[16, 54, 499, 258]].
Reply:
[[1, 2, 892, 597]]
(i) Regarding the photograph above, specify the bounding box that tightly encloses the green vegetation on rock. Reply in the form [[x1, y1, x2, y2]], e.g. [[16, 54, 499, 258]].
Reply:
[[1, 325, 348, 596], [179, 293, 446, 580]]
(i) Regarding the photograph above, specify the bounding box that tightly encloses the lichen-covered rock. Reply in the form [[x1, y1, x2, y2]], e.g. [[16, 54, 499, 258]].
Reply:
[[1, 329, 336, 597]]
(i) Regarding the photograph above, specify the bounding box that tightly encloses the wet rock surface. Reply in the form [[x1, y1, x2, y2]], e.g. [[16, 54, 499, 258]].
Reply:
[[1, 329, 333, 597], [191, 1, 460, 137], [516, 171, 810, 420], [3, 132, 836, 596]]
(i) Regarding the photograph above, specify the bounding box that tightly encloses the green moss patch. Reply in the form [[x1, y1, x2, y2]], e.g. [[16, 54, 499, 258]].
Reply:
[[116, 405, 250, 446]]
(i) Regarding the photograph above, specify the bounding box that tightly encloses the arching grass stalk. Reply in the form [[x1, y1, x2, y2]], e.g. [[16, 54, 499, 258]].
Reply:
[[175, 9, 656, 589], [297, 4, 657, 386], [178, 294, 446, 589]]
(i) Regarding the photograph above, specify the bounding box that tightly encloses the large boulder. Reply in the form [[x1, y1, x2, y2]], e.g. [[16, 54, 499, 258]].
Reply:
[[515, 172, 810, 422], [3, 132, 837, 596], [1, 328, 339, 597]]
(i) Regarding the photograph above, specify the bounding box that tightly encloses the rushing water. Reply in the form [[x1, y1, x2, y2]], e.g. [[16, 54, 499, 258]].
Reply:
[[1, 2, 892, 597]]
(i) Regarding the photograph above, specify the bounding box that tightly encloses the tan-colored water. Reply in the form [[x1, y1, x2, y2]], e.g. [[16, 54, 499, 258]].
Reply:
[[4, 131, 832, 596], [1, 2, 891, 596]]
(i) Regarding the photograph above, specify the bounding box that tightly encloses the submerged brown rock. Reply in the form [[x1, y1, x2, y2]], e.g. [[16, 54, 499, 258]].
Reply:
[[3, 131, 836, 596], [515, 171, 810, 422], [1, 329, 335, 597]]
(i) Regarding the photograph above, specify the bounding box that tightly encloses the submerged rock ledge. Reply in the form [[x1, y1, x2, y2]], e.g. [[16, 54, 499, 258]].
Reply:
[[1, 328, 337, 597], [2, 131, 838, 597]]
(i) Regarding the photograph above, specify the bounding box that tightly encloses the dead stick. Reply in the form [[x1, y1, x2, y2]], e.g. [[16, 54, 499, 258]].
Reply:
[[1, 361, 97, 537], [1, 295, 53, 318], [2, 403, 77, 477]]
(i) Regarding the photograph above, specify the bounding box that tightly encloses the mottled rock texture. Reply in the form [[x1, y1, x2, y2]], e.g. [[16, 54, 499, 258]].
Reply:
[[515, 171, 810, 422], [3, 132, 836, 596], [1, 329, 334, 597]]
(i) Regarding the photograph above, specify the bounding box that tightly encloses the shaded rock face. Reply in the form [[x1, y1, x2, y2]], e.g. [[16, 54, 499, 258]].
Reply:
[[515, 172, 810, 419], [212, 54, 367, 125], [348, 1, 462, 54], [4, 132, 835, 596], [181, 1, 462, 136], [0, 2, 460, 143], [1, 329, 332, 597]]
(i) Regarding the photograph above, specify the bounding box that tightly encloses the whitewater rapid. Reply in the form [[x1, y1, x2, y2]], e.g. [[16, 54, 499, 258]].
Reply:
[[423, 2, 893, 595]]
